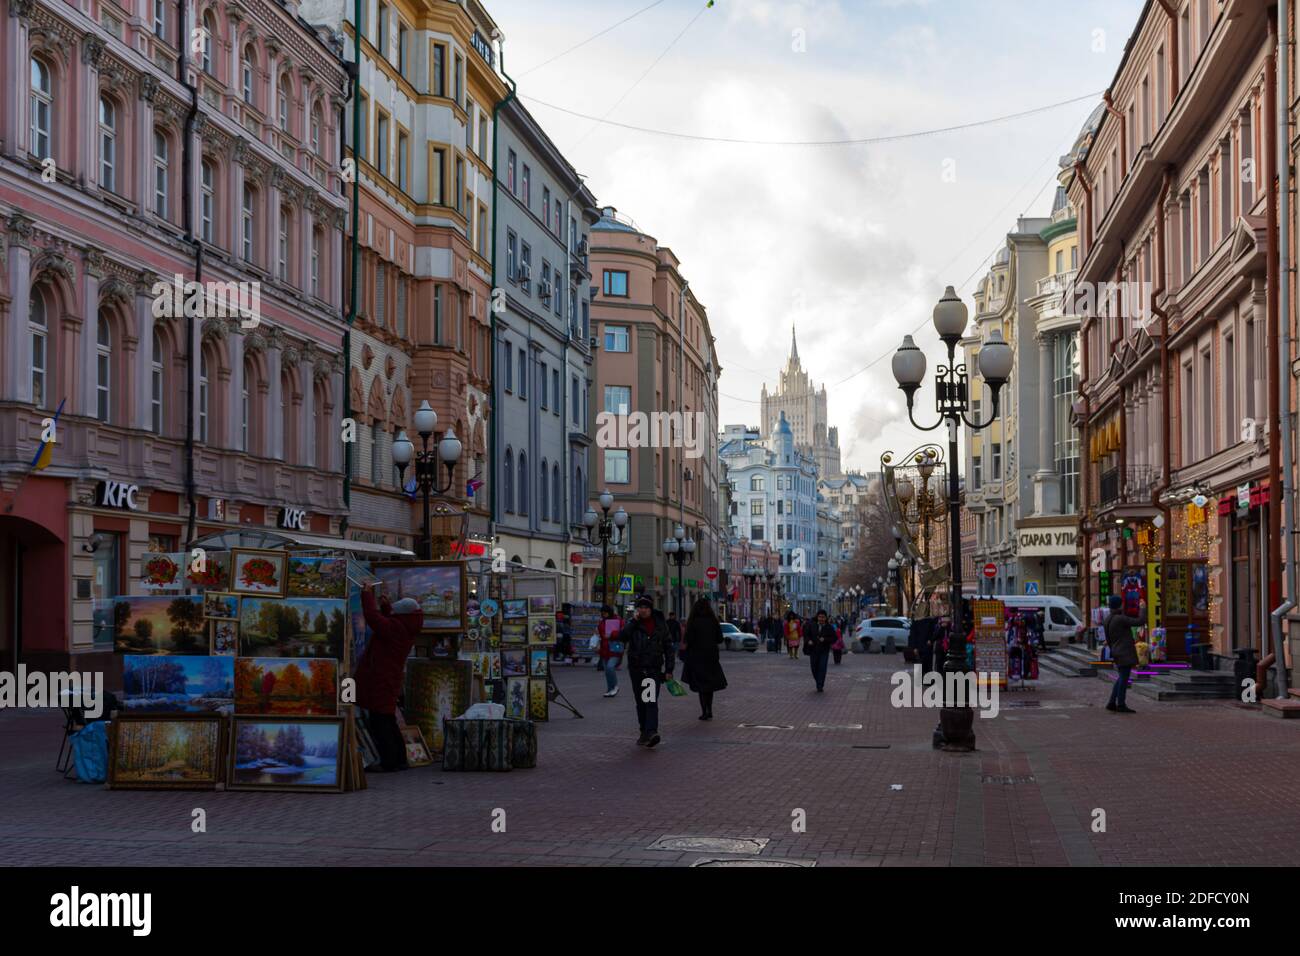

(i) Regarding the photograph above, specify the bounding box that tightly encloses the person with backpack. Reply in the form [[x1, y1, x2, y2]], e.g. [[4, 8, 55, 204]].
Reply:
[[804, 609, 838, 692], [597, 604, 624, 698], [617, 596, 676, 748], [681, 597, 727, 720]]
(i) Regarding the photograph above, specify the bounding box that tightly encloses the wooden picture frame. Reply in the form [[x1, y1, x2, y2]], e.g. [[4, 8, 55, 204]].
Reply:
[[108, 713, 225, 790], [229, 548, 289, 597], [373, 561, 467, 634], [529, 648, 549, 678], [528, 678, 549, 721], [210, 619, 239, 656], [401, 725, 432, 767], [204, 591, 240, 620], [234, 658, 339, 716], [228, 716, 344, 793]]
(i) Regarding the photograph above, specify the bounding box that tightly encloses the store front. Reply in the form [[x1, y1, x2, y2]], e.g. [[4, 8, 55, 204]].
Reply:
[[1016, 520, 1081, 602], [1221, 481, 1270, 655]]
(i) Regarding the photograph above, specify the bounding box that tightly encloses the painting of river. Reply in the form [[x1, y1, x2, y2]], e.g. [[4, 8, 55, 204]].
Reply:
[[121, 655, 234, 714], [238, 597, 345, 658], [229, 718, 342, 791]]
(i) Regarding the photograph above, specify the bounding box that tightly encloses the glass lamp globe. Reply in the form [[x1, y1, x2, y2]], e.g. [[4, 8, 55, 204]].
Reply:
[[583, 508, 598, 528], [414, 400, 437, 437], [977, 329, 1014, 385], [438, 427, 462, 464], [599, 489, 614, 512], [897, 478, 915, 503], [932, 286, 969, 341], [613, 507, 629, 528], [891, 335, 927, 388], [391, 430, 414, 466]]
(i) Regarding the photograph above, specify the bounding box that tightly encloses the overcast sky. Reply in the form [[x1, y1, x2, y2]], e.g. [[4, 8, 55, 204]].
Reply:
[[490, 0, 1143, 474]]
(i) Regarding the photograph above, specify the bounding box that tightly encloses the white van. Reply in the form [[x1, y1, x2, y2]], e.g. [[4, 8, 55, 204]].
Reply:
[[964, 593, 1085, 645]]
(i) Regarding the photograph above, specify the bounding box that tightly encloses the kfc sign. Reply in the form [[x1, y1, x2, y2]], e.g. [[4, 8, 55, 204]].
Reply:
[[278, 507, 308, 530], [96, 480, 139, 510]]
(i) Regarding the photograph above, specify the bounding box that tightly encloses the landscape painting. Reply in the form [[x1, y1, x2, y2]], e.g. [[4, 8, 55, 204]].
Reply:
[[234, 658, 338, 716], [108, 715, 223, 790], [230, 548, 288, 597], [502, 649, 527, 677], [121, 656, 234, 714], [502, 599, 527, 619], [505, 677, 527, 719], [204, 592, 240, 620], [404, 659, 471, 753], [287, 556, 348, 599], [501, 621, 527, 645], [374, 561, 465, 632], [528, 595, 556, 616], [229, 718, 343, 792], [112, 596, 207, 655], [239, 597, 345, 659], [210, 619, 238, 655], [529, 649, 549, 678]]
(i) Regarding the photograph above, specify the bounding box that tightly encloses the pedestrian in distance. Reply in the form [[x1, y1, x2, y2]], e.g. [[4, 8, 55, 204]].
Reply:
[[681, 597, 727, 720], [667, 610, 684, 658], [831, 621, 845, 665], [356, 585, 424, 772], [805, 609, 837, 692], [597, 604, 624, 697], [617, 595, 676, 748], [1104, 594, 1145, 713], [784, 612, 802, 659]]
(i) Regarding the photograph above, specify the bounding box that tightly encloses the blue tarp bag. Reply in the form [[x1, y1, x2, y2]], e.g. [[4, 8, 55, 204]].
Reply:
[[70, 720, 109, 784]]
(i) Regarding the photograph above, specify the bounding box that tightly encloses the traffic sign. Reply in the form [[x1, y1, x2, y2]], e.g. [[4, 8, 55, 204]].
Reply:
[[982, 563, 997, 579], [1024, 581, 1040, 595], [705, 567, 718, 581], [617, 574, 634, 595]]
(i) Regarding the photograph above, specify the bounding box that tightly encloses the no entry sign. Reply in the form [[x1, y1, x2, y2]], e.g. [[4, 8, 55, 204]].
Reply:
[[705, 567, 718, 580], [982, 563, 997, 579]]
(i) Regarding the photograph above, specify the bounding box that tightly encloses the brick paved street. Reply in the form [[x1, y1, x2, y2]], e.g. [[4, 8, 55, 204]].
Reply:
[[3, 648, 1299, 867]]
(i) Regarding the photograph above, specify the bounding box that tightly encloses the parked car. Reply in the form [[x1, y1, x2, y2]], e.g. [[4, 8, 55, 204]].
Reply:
[[855, 617, 911, 650], [720, 622, 759, 652]]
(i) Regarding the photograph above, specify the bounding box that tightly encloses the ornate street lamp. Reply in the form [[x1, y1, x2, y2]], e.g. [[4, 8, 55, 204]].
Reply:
[[583, 489, 628, 608], [662, 524, 696, 619], [392, 400, 462, 560], [891, 286, 1013, 752]]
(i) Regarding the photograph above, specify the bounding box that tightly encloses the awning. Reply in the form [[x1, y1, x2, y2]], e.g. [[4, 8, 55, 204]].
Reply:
[[278, 530, 416, 558], [190, 528, 415, 557]]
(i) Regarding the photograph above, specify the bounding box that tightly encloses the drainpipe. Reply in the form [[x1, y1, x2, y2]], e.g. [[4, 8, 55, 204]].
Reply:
[[1265, 14, 1285, 641], [491, 36, 518, 541], [1271, 0, 1293, 697], [179, 0, 200, 547], [1149, 167, 1174, 556], [340, 1, 361, 537], [1073, 161, 1094, 627]]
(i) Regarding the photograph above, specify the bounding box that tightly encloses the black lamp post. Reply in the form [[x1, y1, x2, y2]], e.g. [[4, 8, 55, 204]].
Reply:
[[392, 400, 462, 561], [663, 524, 696, 619], [891, 285, 1013, 752], [583, 489, 627, 609]]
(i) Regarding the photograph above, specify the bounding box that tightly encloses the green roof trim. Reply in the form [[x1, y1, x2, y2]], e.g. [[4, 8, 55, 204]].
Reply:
[[1039, 217, 1078, 243]]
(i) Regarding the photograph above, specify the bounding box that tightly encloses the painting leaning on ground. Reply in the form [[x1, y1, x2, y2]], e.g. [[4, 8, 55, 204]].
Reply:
[[109, 716, 223, 789], [121, 656, 234, 713], [229, 718, 343, 791]]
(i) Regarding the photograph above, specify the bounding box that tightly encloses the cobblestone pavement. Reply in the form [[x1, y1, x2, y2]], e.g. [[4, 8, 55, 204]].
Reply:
[[3, 647, 1298, 867]]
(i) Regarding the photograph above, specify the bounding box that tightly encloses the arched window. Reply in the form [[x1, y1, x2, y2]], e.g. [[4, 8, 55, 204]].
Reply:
[[553, 462, 561, 524], [518, 451, 529, 518], [278, 73, 291, 132], [311, 101, 322, 155], [30, 57, 52, 160], [151, 330, 164, 434], [153, 130, 169, 218], [242, 46, 255, 106], [96, 315, 112, 423], [241, 186, 255, 261], [311, 228, 322, 297], [30, 289, 49, 408], [503, 448, 514, 513], [201, 159, 215, 243], [278, 206, 291, 281], [98, 96, 116, 192], [202, 12, 215, 74], [199, 348, 210, 443], [540, 459, 549, 522]]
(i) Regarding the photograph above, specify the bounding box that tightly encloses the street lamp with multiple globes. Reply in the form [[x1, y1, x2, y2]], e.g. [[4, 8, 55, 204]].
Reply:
[[392, 400, 463, 560], [891, 285, 1013, 752], [582, 490, 628, 609], [662, 524, 696, 619]]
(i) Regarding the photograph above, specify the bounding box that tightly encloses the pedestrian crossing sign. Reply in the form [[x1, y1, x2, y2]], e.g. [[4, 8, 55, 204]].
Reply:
[[617, 575, 634, 595], [1025, 581, 1040, 595]]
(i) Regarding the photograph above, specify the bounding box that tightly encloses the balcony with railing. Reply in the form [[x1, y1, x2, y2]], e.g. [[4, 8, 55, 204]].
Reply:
[[1099, 467, 1121, 505], [1036, 270, 1077, 298]]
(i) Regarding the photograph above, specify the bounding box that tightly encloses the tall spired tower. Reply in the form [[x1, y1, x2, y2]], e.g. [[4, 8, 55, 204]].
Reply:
[[760, 326, 842, 479]]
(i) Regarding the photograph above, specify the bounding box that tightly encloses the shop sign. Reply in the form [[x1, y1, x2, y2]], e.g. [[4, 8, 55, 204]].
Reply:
[[1056, 560, 1079, 579], [1146, 562, 1162, 630], [1237, 484, 1250, 511], [208, 498, 225, 520], [278, 507, 308, 530], [95, 480, 139, 510], [1016, 526, 1079, 556]]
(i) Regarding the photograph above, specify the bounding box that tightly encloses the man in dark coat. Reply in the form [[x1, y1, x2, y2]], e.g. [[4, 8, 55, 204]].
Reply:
[[909, 616, 938, 674], [618, 595, 676, 748], [358, 585, 424, 770], [804, 609, 838, 692], [1103, 594, 1145, 713]]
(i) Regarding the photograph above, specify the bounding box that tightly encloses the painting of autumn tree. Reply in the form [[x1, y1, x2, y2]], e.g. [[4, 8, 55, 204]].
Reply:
[[109, 718, 222, 789], [234, 658, 338, 715]]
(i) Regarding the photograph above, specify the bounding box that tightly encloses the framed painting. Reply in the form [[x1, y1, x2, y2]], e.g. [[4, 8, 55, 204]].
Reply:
[[204, 591, 240, 620], [210, 619, 239, 656], [501, 621, 527, 645], [234, 658, 338, 716], [402, 725, 433, 767], [238, 597, 345, 659], [349, 585, 371, 674], [112, 595, 207, 655], [501, 649, 527, 678], [140, 552, 186, 592], [528, 614, 555, 647], [502, 599, 527, 620], [121, 656, 233, 714], [230, 548, 289, 597], [404, 658, 472, 753], [286, 556, 348, 599], [228, 717, 344, 792], [529, 649, 549, 678], [528, 678, 549, 721], [373, 561, 467, 633], [186, 550, 232, 590], [505, 676, 528, 720], [356, 716, 381, 771], [527, 594, 556, 616], [108, 714, 224, 790]]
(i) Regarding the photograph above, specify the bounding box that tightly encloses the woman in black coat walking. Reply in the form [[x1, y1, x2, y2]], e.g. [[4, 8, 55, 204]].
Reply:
[[680, 597, 727, 720]]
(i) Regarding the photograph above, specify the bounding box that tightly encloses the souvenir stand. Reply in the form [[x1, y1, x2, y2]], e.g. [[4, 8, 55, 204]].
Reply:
[[1003, 609, 1040, 691], [970, 599, 1008, 692], [103, 528, 416, 793]]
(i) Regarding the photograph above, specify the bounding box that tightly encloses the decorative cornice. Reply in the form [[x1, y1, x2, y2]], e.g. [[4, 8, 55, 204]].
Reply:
[[81, 35, 104, 68], [83, 248, 107, 279], [140, 73, 159, 103], [201, 316, 230, 341], [8, 0, 34, 19], [282, 345, 301, 367], [100, 276, 134, 306], [32, 249, 75, 282], [5, 213, 35, 250]]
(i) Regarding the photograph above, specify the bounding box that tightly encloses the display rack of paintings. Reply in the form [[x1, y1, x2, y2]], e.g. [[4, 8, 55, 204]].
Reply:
[[108, 714, 225, 790], [373, 561, 467, 636], [404, 658, 472, 755]]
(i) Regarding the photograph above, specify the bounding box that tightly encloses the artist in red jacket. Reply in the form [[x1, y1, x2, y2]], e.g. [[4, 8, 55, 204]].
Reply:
[[357, 584, 424, 771]]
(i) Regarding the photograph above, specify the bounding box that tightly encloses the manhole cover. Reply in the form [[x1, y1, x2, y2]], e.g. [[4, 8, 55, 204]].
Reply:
[[692, 858, 814, 867], [649, 836, 769, 854], [981, 774, 1036, 785], [808, 722, 863, 730], [738, 723, 794, 730]]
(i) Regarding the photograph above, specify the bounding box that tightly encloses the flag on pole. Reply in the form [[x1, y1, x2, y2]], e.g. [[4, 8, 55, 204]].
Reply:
[[467, 477, 484, 497], [30, 397, 65, 471]]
